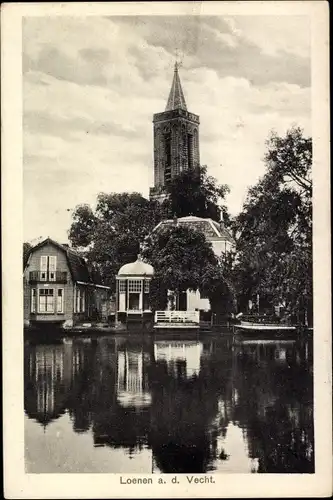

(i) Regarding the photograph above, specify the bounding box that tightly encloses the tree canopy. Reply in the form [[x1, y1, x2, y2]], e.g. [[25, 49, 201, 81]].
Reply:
[[68, 192, 163, 291], [142, 224, 218, 311], [234, 126, 312, 324], [23, 242, 32, 268], [68, 166, 231, 292], [164, 165, 231, 224]]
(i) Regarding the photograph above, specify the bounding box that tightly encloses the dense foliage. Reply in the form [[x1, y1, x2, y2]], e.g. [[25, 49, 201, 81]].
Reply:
[[68, 193, 163, 291], [234, 127, 312, 324], [23, 242, 32, 268], [200, 253, 237, 315], [142, 224, 219, 311], [164, 165, 231, 224], [68, 165, 231, 293]]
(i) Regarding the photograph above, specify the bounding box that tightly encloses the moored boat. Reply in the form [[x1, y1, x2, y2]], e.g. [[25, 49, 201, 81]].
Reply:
[[237, 321, 296, 331], [234, 314, 296, 336]]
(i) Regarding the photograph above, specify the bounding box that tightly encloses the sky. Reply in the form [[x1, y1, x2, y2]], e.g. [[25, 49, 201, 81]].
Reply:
[[23, 14, 311, 244]]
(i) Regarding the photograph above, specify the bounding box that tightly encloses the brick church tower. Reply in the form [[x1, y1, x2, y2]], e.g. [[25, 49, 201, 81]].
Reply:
[[149, 63, 200, 202]]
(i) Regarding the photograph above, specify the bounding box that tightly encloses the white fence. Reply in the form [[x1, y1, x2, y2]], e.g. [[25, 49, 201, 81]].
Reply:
[[154, 310, 200, 326]]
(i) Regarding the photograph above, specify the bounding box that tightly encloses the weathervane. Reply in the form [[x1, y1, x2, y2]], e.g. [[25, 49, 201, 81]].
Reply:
[[174, 47, 183, 71]]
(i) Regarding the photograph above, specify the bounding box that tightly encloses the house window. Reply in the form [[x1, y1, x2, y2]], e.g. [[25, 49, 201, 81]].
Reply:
[[119, 280, 126, 292], [40, 255, 57, 281], [57, 289, 64, 313], [31, 289, 36, 313], [49, 256, 57, 281], [80, 290, 85, 313], [75, 288, 85, 313], [40, 256, 48, 281], [76, 288, 81, 313], [129, 280, 142, 293], [144, 280, 150, 294], [39, 289, 54, 313]]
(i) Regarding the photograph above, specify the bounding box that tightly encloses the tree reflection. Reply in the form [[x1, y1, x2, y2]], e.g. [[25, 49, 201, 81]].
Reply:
[[232, 340, 314, 473], [150, 340, 217, 472], [24, 334, 314, 473]]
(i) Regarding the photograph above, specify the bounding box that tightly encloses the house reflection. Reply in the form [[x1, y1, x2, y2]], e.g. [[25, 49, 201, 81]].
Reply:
[[153, 341, 203, 379], [24, 343, 73, 426]]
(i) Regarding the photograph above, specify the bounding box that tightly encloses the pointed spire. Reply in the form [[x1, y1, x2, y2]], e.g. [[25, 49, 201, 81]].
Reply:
[[165, 62, 187, 112]]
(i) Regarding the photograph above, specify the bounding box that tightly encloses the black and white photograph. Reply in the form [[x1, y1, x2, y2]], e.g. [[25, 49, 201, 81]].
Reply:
[[2, 1, 331, 498]]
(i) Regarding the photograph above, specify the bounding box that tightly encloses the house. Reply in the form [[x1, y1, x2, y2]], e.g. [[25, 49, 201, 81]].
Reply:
[[152, 215, 235, 312], [23, 238, 111, 329], [153, 215, 235, 255]]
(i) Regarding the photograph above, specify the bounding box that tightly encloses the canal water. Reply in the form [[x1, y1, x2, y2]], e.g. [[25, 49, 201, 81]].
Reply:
[[24, 331, 314, 474]]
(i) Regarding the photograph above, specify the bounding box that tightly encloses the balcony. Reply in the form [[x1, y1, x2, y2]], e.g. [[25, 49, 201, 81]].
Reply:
[[29, 271, 68, 284]]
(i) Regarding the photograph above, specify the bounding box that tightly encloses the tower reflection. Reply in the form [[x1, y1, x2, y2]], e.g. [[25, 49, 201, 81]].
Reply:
[[92, 339, 152, 452], [24, 335, 314, 473], [117, 349, 151, 408]]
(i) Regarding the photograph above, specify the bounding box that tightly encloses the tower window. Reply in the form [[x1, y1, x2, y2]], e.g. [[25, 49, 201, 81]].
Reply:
[[187, 134, 194, 169], [164, 133, 172, 185]]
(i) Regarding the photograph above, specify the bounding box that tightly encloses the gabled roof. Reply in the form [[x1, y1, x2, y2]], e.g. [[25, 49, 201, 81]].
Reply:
[[24, 237, 98, 284], [153, 216, 235, 244], [165, 62, 187, 112]]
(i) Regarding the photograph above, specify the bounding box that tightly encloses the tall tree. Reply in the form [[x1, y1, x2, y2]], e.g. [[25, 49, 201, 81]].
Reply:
[[141, 225, 219, 311], [200, 253, 237, 315], [68, 192, 163, 291], [23, 242, 32, 268], [165, 165, 230, 223], [234, 126, 312, 324], [68, 204, 96, 248]]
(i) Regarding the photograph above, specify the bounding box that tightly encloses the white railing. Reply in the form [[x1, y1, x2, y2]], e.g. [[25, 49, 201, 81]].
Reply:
[[154, 310, 200, 325]]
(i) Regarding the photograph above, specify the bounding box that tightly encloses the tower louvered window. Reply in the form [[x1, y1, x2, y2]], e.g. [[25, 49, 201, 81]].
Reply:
[[164, 133, 172, 185], [187, 133, 194, 169]]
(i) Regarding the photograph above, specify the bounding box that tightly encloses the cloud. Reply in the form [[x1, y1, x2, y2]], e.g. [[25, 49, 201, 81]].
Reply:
[[22, 15, 311, 242], [24, 45, 109, 86], [111, 15, 310, 87], [24, 109, 147, 141]]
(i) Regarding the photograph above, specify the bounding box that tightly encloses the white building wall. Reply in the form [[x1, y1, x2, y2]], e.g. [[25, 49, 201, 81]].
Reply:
[[187, 289, 210, 311], [118, 292, 126, 312], [211, 239, 233, 257]]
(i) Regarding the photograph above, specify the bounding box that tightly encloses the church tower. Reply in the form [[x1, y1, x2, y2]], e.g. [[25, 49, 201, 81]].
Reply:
[[149, 63, 200, 202]]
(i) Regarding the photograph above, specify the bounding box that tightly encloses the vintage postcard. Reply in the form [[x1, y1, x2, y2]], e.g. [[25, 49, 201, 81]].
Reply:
[[2, 1, 331, 498]]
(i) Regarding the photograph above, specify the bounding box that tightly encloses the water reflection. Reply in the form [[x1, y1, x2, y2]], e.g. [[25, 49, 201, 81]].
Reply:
[[25, 334, 314, 473]]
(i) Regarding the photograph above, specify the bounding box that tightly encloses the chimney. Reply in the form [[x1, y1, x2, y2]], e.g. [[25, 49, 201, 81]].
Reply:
[[219, 207, 224, 225]]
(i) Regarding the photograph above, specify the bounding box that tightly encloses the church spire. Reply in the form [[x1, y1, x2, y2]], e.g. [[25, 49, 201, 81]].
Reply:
[[165, 62, 187, 112]]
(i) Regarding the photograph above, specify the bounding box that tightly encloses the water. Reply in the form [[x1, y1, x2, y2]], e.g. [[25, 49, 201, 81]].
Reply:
[[24, 331, 314, 474]]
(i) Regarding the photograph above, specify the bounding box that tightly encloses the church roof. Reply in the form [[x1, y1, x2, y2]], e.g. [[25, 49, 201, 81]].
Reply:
[[153, 216, 235, 244], [117, 257, 154, 277], [165, 62, 187, 112]]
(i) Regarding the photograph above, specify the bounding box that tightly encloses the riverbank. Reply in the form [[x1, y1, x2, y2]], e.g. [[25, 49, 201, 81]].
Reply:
[[24, 323, 312, 345]]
